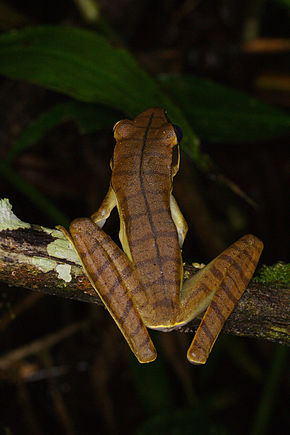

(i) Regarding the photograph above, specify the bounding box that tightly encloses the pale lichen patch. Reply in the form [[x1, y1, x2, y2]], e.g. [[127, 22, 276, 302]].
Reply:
[[32, 256, 72, 282], [41, 226, 64, 238], [0, 198, 31, 231], [56, 264, 72, 282], [47, 238, 81, 265], [32, 256, 57, 273]]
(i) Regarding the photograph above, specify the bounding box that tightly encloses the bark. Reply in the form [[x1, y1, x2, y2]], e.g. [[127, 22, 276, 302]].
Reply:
[[0, 205, 289, 346]]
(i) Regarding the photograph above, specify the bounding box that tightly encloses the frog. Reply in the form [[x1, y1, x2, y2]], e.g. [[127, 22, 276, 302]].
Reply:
[[57, 107, 263, 364]]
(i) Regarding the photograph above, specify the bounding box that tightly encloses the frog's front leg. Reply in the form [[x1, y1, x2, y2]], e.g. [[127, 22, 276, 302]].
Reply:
[[57, 217, 156, 364], [178, 234, 263, 364], [91, 184, 116, 228], [170, 194, 188, 248]]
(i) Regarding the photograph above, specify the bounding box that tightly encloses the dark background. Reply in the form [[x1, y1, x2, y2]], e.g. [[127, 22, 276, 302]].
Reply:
[[0, 1, 289, 434]]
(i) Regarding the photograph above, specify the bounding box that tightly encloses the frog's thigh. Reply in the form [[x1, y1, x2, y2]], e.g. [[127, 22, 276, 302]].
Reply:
[[179, 234, 263, 364], [59, 219, 156, 364], [91, 184, 116, 228]]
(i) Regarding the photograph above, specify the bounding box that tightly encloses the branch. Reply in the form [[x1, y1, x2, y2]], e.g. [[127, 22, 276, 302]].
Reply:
[[0, 199, 289, 346]]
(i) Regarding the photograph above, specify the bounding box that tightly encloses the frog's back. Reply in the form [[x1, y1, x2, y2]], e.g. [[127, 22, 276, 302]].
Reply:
[[111, 108, 182, 327]]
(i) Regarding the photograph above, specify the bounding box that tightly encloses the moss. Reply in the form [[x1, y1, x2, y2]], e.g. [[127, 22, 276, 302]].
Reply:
[[253, 262, 290, 288]]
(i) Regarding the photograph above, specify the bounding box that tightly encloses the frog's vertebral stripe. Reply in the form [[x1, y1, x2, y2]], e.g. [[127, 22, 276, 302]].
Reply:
[[152, 297, 178, 310], [138, 113, 167, 308], [112, 108, 182, 326], [126, 208, 168, 221], [115, 151, 169, 160], [134, 255, 176, 269], [129, 230, 178, 248]]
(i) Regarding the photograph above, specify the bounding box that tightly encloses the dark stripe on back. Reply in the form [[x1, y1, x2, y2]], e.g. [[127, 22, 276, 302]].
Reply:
[[127, 208, 168, 221], [134, 255, 176, 269], [129, 230, 177, 248], [152, 297, 178, 310], [116, 150, 169, 160], [118, 191, 168, 210], [138, 114, 166, 295], [113, 169, 138, 177], [142, 170, 168, 177], [142, 277, 178, 288]]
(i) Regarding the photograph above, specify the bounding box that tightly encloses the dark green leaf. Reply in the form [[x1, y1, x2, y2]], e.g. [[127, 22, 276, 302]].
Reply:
[[2, 101, 121, 167], [0, 26, 207, 167], [1, 165, 70, 225], [159, 74, 290, 142], [129, 348, 173, 414], [136, 408, 228, 435]]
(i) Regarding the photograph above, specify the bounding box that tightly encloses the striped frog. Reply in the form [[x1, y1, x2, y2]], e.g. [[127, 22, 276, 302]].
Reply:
[[58, 108, 263, 364]]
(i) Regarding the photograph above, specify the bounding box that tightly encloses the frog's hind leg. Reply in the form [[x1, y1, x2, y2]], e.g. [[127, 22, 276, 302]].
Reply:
[[178, 234, 263, 364], [57, 219, 156, 364]]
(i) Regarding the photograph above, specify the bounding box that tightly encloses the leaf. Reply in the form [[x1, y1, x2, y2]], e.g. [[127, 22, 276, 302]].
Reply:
[[2, 101, 121, 167], [159, 74, 290, 142], [1, 165, 70, 225], [129, 345, 173, 414], [0, 26, 158, 111], [136, 409, 228, 435], [0, 26, 207, 167]]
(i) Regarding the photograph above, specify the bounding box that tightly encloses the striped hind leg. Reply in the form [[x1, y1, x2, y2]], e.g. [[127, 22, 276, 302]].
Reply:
[[179, 235, 263, 364], [57, 218, 156, 363]]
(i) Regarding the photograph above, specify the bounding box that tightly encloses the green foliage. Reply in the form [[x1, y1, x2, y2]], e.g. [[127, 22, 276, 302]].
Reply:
[[0, 25, 203, 166], [253, 263, 290, 287], [0, 25, 289, 221], [135, 408, 228, 435], [251, 345, 288, 435], [0, 25, 289, 163], [129, 350, 173, 414], [159, 74, 290, 142], [274, 0, 290, 10], [0, 24, 288, 435], [2, 102, 121, 167], [1, 165, 70, 225]]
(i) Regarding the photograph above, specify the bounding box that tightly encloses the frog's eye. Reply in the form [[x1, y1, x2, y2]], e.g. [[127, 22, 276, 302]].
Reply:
[[173, 124, 183, 143]]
